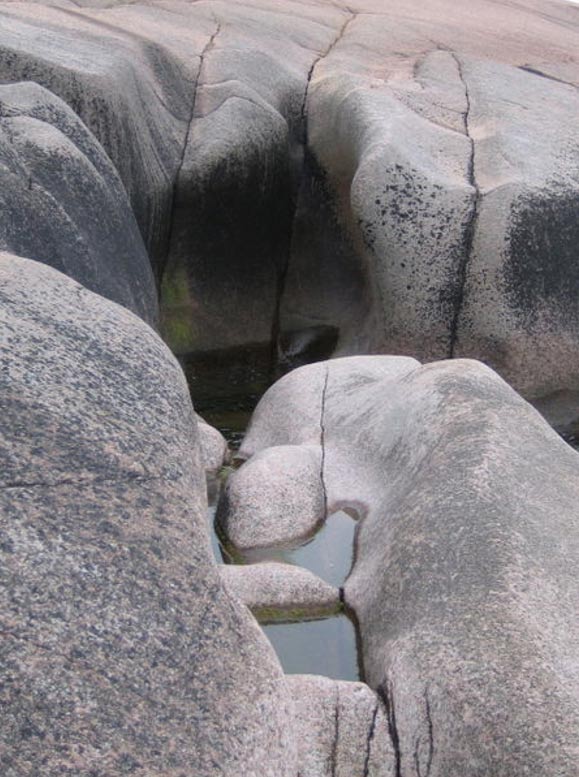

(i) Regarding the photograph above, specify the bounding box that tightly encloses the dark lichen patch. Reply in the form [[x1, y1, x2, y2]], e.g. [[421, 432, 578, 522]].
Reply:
[[505, 192, 579, 330]]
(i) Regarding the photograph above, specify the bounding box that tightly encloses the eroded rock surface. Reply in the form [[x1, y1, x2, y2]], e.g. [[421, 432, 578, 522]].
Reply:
[[0, 0, 577, 418], [0, 254, 296, 777], [225, 355, 579, 776], [217, 444, 325, 549], [0, 81, 157, 325]]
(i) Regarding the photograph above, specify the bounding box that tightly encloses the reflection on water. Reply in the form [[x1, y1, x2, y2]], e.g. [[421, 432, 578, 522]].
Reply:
[[263, 614, 360, 680], [209, 484, 361, 680], [238, 510, 356, 588]]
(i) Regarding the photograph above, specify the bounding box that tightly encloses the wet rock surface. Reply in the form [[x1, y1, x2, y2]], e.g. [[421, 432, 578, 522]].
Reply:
[[231, 355, 579, 776], [0, 254, 296, 777]]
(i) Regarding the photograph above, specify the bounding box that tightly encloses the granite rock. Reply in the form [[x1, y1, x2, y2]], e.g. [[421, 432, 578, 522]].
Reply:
[[217, 444, 325, 550], [287, 674, 395, 777], [1, 0, 578, 414], [197, 414, 229, 474], [0, 253, 296, 777], [0, 81, 157, 325], [219, 562, 340, 620], [231, 355, 579, 776]]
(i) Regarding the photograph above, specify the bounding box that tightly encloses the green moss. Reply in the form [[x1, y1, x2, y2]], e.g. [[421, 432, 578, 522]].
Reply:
[[252, 602, 343, 625], [160, 266, 199, 353]]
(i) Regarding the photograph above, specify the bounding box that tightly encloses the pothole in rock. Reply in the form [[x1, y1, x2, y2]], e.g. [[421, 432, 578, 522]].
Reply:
[[208, 473, 361, 681], [184, 344, 362, 682]]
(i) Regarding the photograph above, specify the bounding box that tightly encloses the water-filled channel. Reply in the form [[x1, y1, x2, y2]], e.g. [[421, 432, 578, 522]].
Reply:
[[183, 349, 579, 684], [181, 349, 362, 682], [207, 491, 361, 681]]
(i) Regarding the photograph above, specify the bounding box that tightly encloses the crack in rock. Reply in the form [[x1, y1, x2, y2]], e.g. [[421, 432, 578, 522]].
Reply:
[[377, 679, 402, 777], [413, 688, 434, 777], [272, 10, 357, 365], [320, 365, 330, 520], [300, 9, 357, 145], [331, 683, 340, 776], [164, 20, 221, 280], [362, 701, 380, 777], [448, 52, 481, 359]]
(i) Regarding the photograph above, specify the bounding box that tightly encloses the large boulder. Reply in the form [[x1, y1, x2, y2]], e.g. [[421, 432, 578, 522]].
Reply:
[[225, 355, 579, 776], [0, 81, 157, 325], [0, 253, 296, 777]]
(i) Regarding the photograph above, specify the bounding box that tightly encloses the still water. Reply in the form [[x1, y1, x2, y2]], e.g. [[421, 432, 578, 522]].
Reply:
[[208, 484, 361, 681]]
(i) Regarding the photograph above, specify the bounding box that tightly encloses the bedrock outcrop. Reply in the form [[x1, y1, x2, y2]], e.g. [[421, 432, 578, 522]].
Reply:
[[0, 0, 578, 421], [223, 355, 579, 775], [0, 81, 157, 325], [0, 254, 296, 777], [287, 675, 395, 777]]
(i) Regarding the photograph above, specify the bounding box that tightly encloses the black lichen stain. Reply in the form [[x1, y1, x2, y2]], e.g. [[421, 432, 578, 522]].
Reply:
[[506, 192, 579, 331]]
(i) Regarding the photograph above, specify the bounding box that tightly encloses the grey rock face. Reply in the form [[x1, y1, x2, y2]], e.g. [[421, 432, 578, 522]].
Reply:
[[0, 254, 296, 777], [287, 674, 395, 777], [230, 356, 579, 776], [217, 444, 325, 549], [0, 81, 157, 325], [0, 0, 577, 417], [219, 562, 340, 620]]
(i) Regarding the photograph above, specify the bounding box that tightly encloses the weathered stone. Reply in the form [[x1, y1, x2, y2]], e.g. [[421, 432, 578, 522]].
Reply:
[[451, 58, 579, 412], [0, 0, 577, 413], [0, 81, 157, 325], [0, 254, 296, 777], [287, 674, 395, 777], [0, 1, 207, 276], [219, 562, 340, 620], [217, 444, 325, 549], [233, 355, 579, 776]]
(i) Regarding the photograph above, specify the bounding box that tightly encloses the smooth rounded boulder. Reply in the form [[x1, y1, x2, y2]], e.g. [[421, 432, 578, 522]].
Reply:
[[0, 81, 158, 325], [0, 253, 296, 777], [226, 355, 579, 776]]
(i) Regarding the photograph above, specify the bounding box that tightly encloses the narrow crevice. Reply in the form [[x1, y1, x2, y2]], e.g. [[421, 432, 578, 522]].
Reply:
[[162, 20, 221, 286], [518, 64, 578, 90], [448, 53, 481, 358], [425, 689, 434, 776], [330, 684, 340, 776], [320, 366, 330, 519], [413, 687, 434, 777], [377, 679, 402, 777], [362, 701, 380, 776], [271, 10, 357, 371]]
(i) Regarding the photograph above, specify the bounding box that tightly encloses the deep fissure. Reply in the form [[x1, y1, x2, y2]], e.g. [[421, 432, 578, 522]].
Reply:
[[449, 52, 481, 358]]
